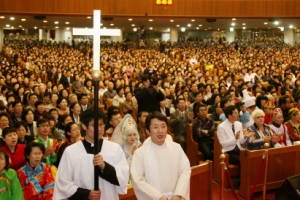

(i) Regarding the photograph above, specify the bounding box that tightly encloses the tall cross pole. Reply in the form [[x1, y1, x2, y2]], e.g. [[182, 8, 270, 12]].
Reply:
[[73, 10, 120, 191]]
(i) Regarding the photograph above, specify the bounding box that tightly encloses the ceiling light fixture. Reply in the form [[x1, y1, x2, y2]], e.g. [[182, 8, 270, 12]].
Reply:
[[149, 27, 153, 30], [191, 19, 195, 22], [65, 22, 69, 24], [149, 19, 153, 22], [87, 16, 91, 19], [231, 23, 235, 26], [230, 27, 234, 32], [232, 18, 236, 21], [6, 24, 10, 27], [274, 21, 279, 25], [198, 24, 202, 27], [110, 24, 114, 26], [181, 27, 186, 32], [21, 19, 26, 21], [176, 25, 180, 27], [133, 28, 137, 31], [43, 20, 47, 23], [289, 25, 294, 29], [128, 18, 132, 21], [0, 16, 5, 19], [10, 17, 15, 20], [54, 21, 59, 24], [131, 24, 135, 26], [187, 24, 191, 27], [170, 20, 174, 22], [264, 22, 268, 25]]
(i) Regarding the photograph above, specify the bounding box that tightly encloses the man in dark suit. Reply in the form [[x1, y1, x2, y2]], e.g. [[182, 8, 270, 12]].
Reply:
[[79, 93, 90, 112], [169, 98, 193, 151], [159, 99, 170, 117], [59, 70, 74, 89], [53, 68, 63, 85]]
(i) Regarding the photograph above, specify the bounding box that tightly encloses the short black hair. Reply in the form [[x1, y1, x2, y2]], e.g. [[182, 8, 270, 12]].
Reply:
[[34, 100, 45, 108], [0, 112, 10, 121], [278, 95, 290, 106], [65, 122, 77, 139], [24, 142, 45, 162], [12, 100, 22, 107], [78, 93, 88, 101], [15, 121, 28, 132], [224, 105, 237, 118], [2, 127, 17, 138], [81, 108, 106, 127], [0, 150, 10, 169], [220, 96, 230, 109], [21, 108, 34, 121], [145, 111, 168, 131], [36, 118, 49, 127]]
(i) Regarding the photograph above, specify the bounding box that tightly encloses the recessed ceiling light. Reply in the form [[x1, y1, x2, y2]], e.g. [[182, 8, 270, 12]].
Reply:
[[21, 19, 26, 21], [167, 28, 170, 31], [289, 25, 294, 29], [232, 18, 236, 21], [176, 25, 180, 27], [65, 22, 69, 24], [19, 25, 22, 27], [264, 22, 268, 25], [243, 27, 246, 30], [34, 27, 37, 29], [218, 28, 220, 30], [170, 20, 174, 22], [6, 24, 10, 27], [131, 24, 135, 26], [149, 19, 153, 22], [0, 16, 5, 19], [191, 19, 195, 22], [100, 23, 103, 26], [274, 21, 279, 25], [133, 28, 137, 31], [198, 24, 202, 27], [181, 27, 186, 32], [204, 29, 207, 31], [110, 24, 114, 26], [230, 27, 234, 31], [187, 24, 191, 27], [128, 18, 132, 21], [10, 17, 15, 20], [55, 26, 59, 28], [242, 23, 246, 25], [231, 23, 235, 26], [149, 27, 153, 30], [66, 27, 70, 30], [87, 16, 91, 19], [11, 27, 14, 29], [196, 27, 199, 30], [43, 20, 47, 23], [54, 21, 59, 24]]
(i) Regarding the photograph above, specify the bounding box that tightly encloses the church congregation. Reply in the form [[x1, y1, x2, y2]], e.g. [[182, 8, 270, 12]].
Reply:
[[1, 32, 300, 200]]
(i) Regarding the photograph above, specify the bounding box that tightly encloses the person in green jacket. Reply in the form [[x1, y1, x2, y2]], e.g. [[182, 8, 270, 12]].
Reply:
[[0, 150, 24, 200]]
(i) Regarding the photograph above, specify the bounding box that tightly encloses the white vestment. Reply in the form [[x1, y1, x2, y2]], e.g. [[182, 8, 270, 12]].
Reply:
[[130, 138, 191, 200], [53, 140, 129, 200]]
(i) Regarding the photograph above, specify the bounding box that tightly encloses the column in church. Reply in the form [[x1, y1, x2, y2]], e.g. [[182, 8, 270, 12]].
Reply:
[[39, 29, 47, 41], [284, 28, 295, 46], [54, 28, 64, 42], [226, 29, 236, 44], [170, 29, 178, 43], [0, 28, 4, 51], [111, 29, 123, 42]]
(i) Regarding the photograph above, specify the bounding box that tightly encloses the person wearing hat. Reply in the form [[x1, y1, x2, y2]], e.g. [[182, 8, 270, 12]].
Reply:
[[269, 108, 292, 147], [284, 108, 300, 143], [240, 96, 257, 129], [263, 100, 275, 124]]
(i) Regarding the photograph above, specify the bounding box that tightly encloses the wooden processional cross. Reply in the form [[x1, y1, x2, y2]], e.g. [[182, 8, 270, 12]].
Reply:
[[73, 10, 120, 190]]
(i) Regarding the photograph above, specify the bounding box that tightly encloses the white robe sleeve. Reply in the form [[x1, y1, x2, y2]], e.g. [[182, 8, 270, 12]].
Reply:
[[130, 149, 163, 200], [173, 147, 191, 200], [53, 147, 79, 199]]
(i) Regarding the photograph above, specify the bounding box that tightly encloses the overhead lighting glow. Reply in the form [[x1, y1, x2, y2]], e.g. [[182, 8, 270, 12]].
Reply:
[[34, 27, 37, 29], [19, 25, 22, 27], [110, 24, 114, 26], [198, 24, 202, 27], [231, 23, 235, 26], [176, 24, 180, 27], [65, 22, 69, 24], [55, 26, 59, 28], [242, 23, 246, 25], [6, 24, 10, 27], [167, 28, 170, 31], [191, 19, 195, 22], [0, 16, 5, 19], [280, 27, 284, 31], [181, 27, 186, 32], [133, 28, 137, 31], [131, 24, 135, 26], [43, 20, 47, 23], [274, 21, 279, 25], [10, 17, 15, 20], [170, 19, 174, 22], [21, 19, 26, 21], [66, 27, 70, 30], [128, 18, 132, 21], [187, 24, 191, 27], [264, 22, 268, 25], [149, 19, 153, 22], [243, 27, 246, 30], [54, 21, 59, 24], [230, 27, 234, 32], [87, 16, 91, 19], [289, 25, 294, 29], [232, 18, 236, 21], [196, 27, 199, 30], [149, 27, 153, 30]]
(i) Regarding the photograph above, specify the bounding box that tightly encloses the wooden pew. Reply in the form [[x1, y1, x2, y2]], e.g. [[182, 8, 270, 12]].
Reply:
[[213, 131, 239, 184], [239, 145, 300, 198], [119, 101, 125, 117], [106, 98, 113, 109], [119, 161, 213, 200], [186, 123, 204, 166], [190, 161, 213, 200]]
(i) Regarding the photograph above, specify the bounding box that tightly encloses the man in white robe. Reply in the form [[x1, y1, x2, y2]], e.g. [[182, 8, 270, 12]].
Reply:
[[130, 112, 191, 200], [53, 109, 129, 200]]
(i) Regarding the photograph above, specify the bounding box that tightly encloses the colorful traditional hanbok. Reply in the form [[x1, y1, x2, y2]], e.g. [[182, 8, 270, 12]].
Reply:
[[0, 168, 24, 200]]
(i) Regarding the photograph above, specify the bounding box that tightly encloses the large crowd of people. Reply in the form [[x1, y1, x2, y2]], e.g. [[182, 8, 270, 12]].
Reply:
[[0, 34, 300, 199]]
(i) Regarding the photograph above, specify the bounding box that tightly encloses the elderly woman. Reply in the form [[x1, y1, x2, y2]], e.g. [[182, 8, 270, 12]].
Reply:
[[17, 142, 55, 200], [284, 108, 300, 144], [245, 109, 275, 150], [269, 108, 292, 147]]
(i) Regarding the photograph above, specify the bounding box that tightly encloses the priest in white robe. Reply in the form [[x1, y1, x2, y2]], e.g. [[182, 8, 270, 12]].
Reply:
[[130, 112, 191, 200], [53, 109, 129, 200]]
